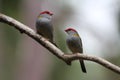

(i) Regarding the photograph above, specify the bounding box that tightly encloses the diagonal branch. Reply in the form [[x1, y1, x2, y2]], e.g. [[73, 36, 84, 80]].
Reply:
[[0, 13, 120, 74]]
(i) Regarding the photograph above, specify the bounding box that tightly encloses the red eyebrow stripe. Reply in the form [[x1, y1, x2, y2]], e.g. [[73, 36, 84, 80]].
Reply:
[[65, 28, 77, 32], [40, 11, 53, 15]]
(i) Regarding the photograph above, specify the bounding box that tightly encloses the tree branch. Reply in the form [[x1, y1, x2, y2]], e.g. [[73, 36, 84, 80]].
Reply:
[[0, 13, 120, 74]]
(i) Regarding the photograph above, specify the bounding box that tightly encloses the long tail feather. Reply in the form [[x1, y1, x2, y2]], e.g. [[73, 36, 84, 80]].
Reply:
[[79, 60, 87, 73]]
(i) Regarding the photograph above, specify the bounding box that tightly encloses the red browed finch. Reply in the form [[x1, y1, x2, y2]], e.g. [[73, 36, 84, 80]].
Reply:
[[65, 28, 87, 73]]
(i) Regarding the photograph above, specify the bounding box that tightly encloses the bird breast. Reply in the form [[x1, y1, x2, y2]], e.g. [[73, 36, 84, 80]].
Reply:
[[66, 36, 83, 53]]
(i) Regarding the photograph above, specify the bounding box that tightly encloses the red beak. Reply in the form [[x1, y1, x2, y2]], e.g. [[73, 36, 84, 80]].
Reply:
[[50, 13, 53, 16]]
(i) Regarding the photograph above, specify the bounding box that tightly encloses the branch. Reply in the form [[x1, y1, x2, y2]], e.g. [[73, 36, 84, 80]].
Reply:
[[0, 13, 120, 74]]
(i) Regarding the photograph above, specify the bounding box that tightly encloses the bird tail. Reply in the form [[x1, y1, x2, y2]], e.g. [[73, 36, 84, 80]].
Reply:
[[79, 60, 87, 73]]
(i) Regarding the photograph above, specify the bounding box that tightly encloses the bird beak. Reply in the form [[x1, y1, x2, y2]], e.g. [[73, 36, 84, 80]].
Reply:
[[50, 13, 53, 16], [64, 29, 67, 32]]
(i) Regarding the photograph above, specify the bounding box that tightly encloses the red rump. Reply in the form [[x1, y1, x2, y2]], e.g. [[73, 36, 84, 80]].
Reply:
[[40, 11, 53, 15], [65, 28, 77, 32]]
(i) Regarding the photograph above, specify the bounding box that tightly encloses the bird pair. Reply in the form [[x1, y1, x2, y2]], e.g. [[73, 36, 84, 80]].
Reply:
[[36, 11, 87, 73]]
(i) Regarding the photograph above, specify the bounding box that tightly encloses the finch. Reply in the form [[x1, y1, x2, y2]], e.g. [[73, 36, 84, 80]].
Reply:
[[36, 11, 56, 45], [65, 28, 87, 73]]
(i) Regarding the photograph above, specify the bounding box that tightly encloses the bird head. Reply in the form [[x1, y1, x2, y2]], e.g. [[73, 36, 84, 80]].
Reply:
[[38, 11, 53, 19], [65, 28, 79, 36]]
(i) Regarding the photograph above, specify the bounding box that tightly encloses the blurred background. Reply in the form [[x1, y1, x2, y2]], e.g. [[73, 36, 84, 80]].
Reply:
[[0, 0, 120, 80]]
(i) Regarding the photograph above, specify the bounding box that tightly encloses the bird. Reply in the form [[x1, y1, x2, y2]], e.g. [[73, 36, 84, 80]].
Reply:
[[65, 28, 87, 73], [36, 11, 56, 45]]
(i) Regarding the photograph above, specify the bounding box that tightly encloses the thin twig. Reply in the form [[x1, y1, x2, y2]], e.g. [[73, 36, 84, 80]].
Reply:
[[0, 13, 120, 74]]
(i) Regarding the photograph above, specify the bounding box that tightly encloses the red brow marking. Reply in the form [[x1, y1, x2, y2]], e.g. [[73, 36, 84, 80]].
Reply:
[[40, 11, 53, 15], [65, 28, 77, 32]]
